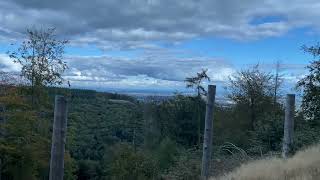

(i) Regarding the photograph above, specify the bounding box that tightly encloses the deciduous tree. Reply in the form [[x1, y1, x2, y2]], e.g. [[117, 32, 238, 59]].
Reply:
[[8, 27, 68, 105], [227, 65, 274, 131], [297, 44, 320, 123]]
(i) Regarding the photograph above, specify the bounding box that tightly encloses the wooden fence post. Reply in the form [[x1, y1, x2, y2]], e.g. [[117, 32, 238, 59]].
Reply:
[[282, 94, 295, 159], [201, 85, 216, 180], [0, 104, 5, 180], [49, 95, 68, 180]]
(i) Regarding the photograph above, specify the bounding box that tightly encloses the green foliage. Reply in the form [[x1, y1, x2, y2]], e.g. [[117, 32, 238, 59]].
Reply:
[[292, 112, 320, 151], [8, 28, 68, 87], [223, 65, 288, 156], [3, 53, 320, 179], [213, 105, 251, 148], [297, 44, 320, 123], [7, 28, 68, 106], [104, 143, 158, 180], [67, 93, 143, 161], [64, 152, 78, 180], [185, 69, 210, 147], [227, 65, 275, 131], [149, 95, 205, 147], [185, 69, 210, 96], [77, 160, 102, 180], [248, 114, 284, 154], [0, 87, 50, 179], [62, 90, 145, 179], [164, 148, 201, 180], [0, 81, 77, 179], [154, 137, 178, 171]]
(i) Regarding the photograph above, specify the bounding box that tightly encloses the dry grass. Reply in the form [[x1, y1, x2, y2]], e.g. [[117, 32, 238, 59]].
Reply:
[[212, 144, 320, 180]]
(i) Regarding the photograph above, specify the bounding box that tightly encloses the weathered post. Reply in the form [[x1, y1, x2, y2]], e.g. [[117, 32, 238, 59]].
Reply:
[[201, 85, 216, 180], [282, 94, 295, 159], [0, 158, 2, 180], [49, 95, 68, 180], [0, 104, 5, 180]]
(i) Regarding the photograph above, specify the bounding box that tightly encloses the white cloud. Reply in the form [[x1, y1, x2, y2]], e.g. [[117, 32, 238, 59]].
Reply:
[[0, 0, 316, 93], [0, 52, 308, 93], [0, 0, 320, 49], [40, 50, 234, 92], [0, 54, 21, 72]]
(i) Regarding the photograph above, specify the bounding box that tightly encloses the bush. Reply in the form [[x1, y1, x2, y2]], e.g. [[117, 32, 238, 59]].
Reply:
[[104, 143, 158, 180], [77, 160, 102, 180], [164, 148, 201, 180], [154, 137, 179, 172], [247, 115, 284, 155]]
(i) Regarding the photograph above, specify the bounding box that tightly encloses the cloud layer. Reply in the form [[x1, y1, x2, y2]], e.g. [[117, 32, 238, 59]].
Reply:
[[63, 54, 234, 91], [0, 51, 308, 94], [0, 0, 315, 93], [1, 0, 320, 49]]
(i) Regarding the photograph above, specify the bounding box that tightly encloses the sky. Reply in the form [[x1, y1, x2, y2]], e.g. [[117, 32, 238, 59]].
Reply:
[[0, 0, 319, 95]]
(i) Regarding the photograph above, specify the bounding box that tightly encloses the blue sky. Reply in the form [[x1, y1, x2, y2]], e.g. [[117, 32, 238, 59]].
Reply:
[[0, 0, 319, 95]]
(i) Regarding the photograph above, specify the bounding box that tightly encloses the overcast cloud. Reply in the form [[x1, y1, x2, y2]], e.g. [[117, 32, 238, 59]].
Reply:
[[0, 0, 317, 93], [2, 0, 320, 46]]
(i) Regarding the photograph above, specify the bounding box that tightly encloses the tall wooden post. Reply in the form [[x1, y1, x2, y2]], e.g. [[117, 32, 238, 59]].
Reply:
[[0, 158, 2, 180], [0, 104, 5, 180], [201, 85, 216, 180], [282, 94, 295, 159], [49, 96, 68, 180]]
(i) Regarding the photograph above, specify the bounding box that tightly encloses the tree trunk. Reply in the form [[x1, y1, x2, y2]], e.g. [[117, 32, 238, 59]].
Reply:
[[250, 99, 255, 131], [49, 96, 68, 180], [197, 97, 201, 148], [197, 90, 201, 148], [282, 94, 295, 159], [201, 85, 216, 180], [273, 61, 280, 106], [273, 61, 280, 126], [31, 71, 35, 107]]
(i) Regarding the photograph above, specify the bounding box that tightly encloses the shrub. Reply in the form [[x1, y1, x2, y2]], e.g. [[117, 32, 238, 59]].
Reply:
[[164, 148, 201, 180], [104, 143, 158, 180]]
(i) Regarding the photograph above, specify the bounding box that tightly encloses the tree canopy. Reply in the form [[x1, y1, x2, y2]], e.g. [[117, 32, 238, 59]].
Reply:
[[8, 28, 68, 87]]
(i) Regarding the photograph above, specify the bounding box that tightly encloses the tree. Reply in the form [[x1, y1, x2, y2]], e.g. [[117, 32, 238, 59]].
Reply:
[[273, 61, 283, 106], [0, 71, 77, 180], [297, 44, 320, 123], [0, 79, 49, 179], [185, 69, 210, 148], [185, 69, 211, 97], [272, 60, 284, 132], [227, 65, 274, 131], [8, 27, 68, 104]]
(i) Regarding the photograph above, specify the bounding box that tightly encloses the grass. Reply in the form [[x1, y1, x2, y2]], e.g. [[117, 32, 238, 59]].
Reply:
[[212, 144, 320, 180]]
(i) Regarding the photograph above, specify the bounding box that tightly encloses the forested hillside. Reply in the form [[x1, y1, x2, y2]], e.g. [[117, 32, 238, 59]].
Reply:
[[1, 81, 320, 179], [1, 27, 320, 180]]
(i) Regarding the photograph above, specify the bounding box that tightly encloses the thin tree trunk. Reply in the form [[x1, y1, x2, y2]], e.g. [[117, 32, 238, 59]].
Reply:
[[273, 61, 280, 120], [282, 94, 295, 159], [198, 97, 201, 148], [49, 96, 68, 180], [273, 61, 280, 106], [201, 85, 216, 180], [197, 90, 201, 148], [250, 99, 255, 131], [31, 82, 34, 106]]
